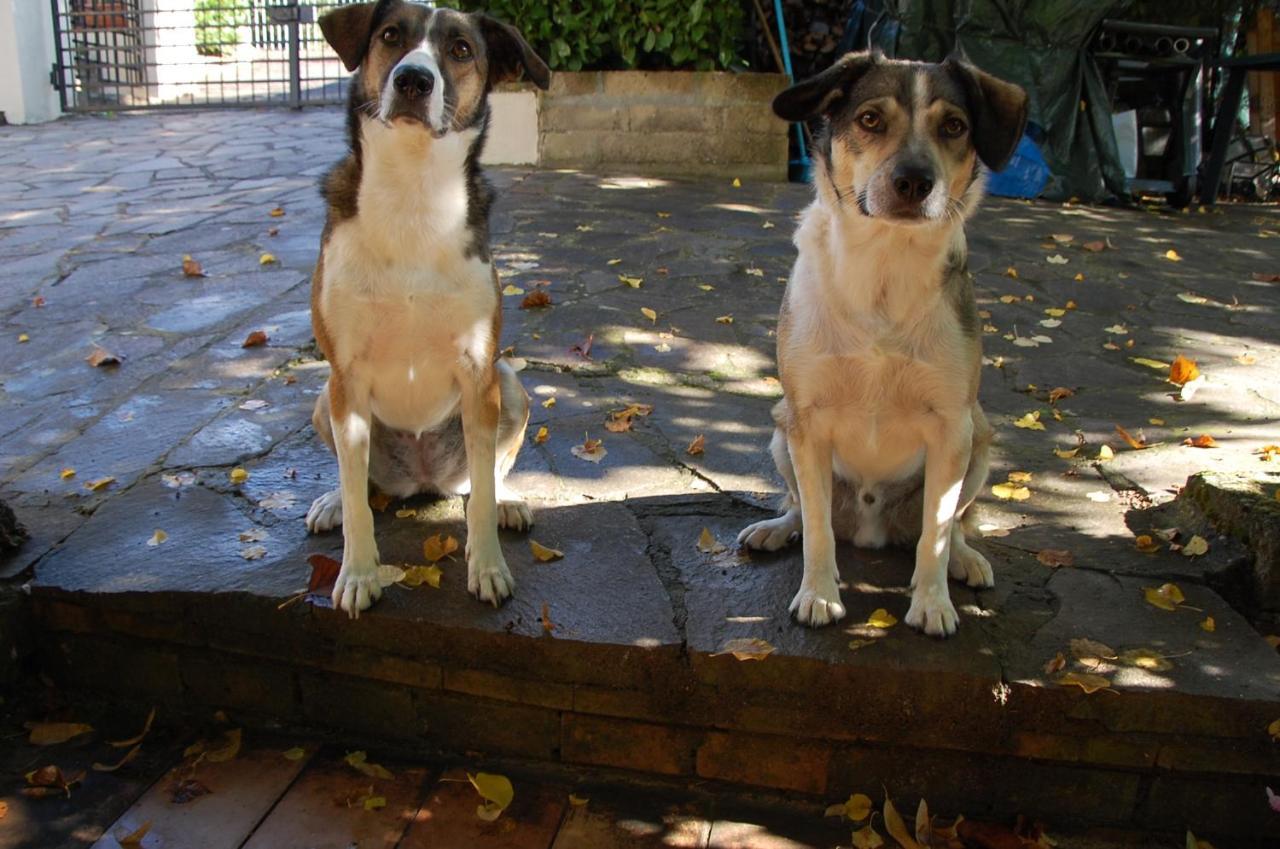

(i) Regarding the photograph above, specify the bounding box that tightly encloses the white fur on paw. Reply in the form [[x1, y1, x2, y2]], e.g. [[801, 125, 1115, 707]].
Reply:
[[905, 584, 959, 637], [789, 581, 846, 627], [467, 540, 515, 606], [949, 542, 994, 588], [497, 499, 533, 532], [737, 514, 801, 552], [305, 490, 342, 533], [332, 561, 382, 618]]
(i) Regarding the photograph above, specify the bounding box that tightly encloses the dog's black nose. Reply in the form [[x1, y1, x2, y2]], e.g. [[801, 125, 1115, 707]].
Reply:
[[891, 166, 935, 203], [393, 65, 435, 99]]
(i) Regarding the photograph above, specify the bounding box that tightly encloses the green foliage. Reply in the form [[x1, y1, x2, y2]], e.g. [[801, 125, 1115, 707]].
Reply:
[[194, 1, 246, 57], [449, 0, 745, 72]]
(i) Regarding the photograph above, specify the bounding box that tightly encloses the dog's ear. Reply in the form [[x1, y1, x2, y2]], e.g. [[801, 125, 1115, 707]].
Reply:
[[478, 15, 551, 90], [772, 51, 878, 123], [319, 2, 377, 73], [945, 59, 1029, 172]]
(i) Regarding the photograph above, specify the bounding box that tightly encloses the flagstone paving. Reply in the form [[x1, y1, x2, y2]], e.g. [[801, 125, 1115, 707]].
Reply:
[[1, 109, 1279, 843]]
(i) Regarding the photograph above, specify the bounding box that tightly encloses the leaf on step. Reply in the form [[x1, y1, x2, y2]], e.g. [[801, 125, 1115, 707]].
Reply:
[[345, 750, 394, 780], [469, 771, 514, 821], [23, 765, 84, 799], [534, 426, 549, 444], [86, 346, 122, 367], [26, 722, 94, 746], [712, 638, 775, 662], [991, 482, 1030, 501], [229, 467, 249, 484], [914, 799, 931, 846], [618, 274, 643, 288], [1117, 648, 1173, 672], [520, 289, 552, 309], [242, 330, 268, 348], [569, 794, 590, 807], [686, 434, 706, 455], [109, 707, 156, 748], [1056, 672, 1111, 694], [1199, 616, 1215, 633], [1164, 249, 1182, 261], [640, 307, 657, 324], [206, 728, 241, 763], [118, 820, 152, 846], [1053, 446, 1079, 459], [259, 253, 277, 265], [570, 434, 607, 463], [269, 206, 285, 217], [867, 608, 898, 629], [883, 795, 921, 849], [1143, 583, 1185, 611], [84, 476, 116, 492], [1043, 652, 1066, 675], [377, 564, 406, 588], [1069, 638, 1116, 664], [1130, 357, 1168, 370], [1182, 535, 1209, 557], [1013, 411, 1045, 431], [283, 747, 307, 761], [853, 825, 886, 849], [182, 254, 207, 277], [92, 743, 140, 772], [1035, 549, 1073, 568], [501, 284, 524, 296], [1134, 534, 1161, 554], [306, 554, 341, 592], [696, 527, 725, 554], [530, 540, 564, 562], [422, 534, 459, 563], [1183, 434, 1217, 448], [146, 529, 168, 547], [825, 792, 873, 822], [399, 565, 443, 589], [1168, 355, 1200, 386], [1114, 424, 1147, 450]]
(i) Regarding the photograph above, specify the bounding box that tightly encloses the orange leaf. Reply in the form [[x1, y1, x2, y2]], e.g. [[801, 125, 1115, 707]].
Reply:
[[181, 255, 206, 277], [520, 290, 552, 309], [368, 491, 392, 512], [687, 434, 706, 456], [269, 206, 285, 217], [1036, 549, 1074, 568], [1081, 240, 1106, 252], [1168, 355, 1200, 386], [242, 330, 269, 348], [86, 346, 122, 368], [1183, 434, 1217, 448], [1047, 387, 1074, 404], [1114, 424, 1147, 450], [306, 554, 340, 592]]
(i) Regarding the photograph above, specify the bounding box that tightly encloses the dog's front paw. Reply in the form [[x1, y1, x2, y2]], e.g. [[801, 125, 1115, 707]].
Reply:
[[737, 513, 801, 552], [332, 560, 382, 618], [306, 490, 343, 533], [949, 540, 994, 588], [905, 583, 958, 637], [789, 580, 846, 627], [467, 539, 515, 606], [497, 498, 533, 532]]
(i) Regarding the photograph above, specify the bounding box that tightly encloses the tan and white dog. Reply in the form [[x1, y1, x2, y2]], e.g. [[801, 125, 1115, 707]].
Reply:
[[307, 0, 550, 616], [737, 52, 1028, 636]]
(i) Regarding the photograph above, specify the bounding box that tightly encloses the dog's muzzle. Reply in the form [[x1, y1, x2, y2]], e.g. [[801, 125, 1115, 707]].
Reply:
[[393, 65, 435, 100]]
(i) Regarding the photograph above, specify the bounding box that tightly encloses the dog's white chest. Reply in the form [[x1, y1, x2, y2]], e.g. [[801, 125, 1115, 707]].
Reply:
[[320, 222, 497, 433]]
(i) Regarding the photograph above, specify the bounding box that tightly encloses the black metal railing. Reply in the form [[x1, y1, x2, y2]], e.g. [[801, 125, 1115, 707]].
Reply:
[[50, 0, 360, 111]]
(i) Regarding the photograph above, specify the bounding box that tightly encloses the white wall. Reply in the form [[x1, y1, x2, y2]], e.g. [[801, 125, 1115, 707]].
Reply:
[[482, 90, 539, 166], [0, 0, 61, 124]]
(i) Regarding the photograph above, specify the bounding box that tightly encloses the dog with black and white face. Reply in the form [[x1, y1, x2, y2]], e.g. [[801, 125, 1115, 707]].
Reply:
[[307, 0, 550, 617], [738, 52, 1028, 636]]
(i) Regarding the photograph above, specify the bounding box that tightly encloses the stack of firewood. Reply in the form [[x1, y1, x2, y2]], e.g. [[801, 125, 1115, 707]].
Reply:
[[748, 0, 850, 79]]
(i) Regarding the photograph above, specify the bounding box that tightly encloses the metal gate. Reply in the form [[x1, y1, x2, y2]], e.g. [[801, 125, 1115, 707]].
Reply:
[[50, 0, 360, 111]]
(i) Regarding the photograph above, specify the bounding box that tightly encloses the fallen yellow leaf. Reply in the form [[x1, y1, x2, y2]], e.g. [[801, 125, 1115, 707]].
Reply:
[[640, 307, 657, 323], [469, 772, 514, 821], [713, 637, 775, 661], [1097, 444, 1115, 461], [17, 333, 29, 343], [345, 750, 394, 780], [1268, 718, 1280, 742], [1053, 446, 1079, 459], [853, 824, 885, 849], [1200, 616, 1215, 633], [686, 433, 706, 455], [27, 722, 94, 746], [1135, 534, 1161, 553], [60, 468, 76, 480], [1131, 357, 1169, 370], [146, 529, 168, 547], [84, 476, 116, 491], [541, 396, 556, 409], [1143, 583, 1185, 611], [1164, 249, 1183, 262], [259, 252, 276, 265], [530, 540, 564, 562], [229, 467, 248, 484], [882, 795, 920, 849], [568, 794, 589, 807], [867, 608, 898, 629], [269, 206, 285, 217], [1182, 535, 1209, 557], [991, 482, 1031, 501], [399, 565, 443, 588], [825, 792, 873, 822], [423, 534, 459, 563], [1004, 266, 1019, 278], [715, 315, 734, 324], [696, 527, 725, 554], [1014, 411, 1045, 430], [118, 820, 152, 847], [618, 274, 643, 288], [283, 747, 307, 761], [534, 426, 549, 444], [1057, 671, 1111, 693], [1118, 648, 1173, 672], [1007, 471, 1032, 483]]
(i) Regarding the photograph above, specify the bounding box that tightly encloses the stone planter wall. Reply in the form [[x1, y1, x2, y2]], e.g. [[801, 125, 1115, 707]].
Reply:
[[529, 71, 791, 180]]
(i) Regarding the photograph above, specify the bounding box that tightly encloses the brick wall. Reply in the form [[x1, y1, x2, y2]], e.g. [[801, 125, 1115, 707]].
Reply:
[[535, 71, 791, 181]]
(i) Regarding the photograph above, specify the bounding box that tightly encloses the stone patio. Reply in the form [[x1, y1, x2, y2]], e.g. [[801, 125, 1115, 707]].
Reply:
[[1, 109, 1279, 843]]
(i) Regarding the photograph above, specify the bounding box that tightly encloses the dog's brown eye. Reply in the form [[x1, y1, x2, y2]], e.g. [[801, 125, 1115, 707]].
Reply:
[[942, 117, 967, 138], [856, 111, 883, 132], [381, 26, 400, 45], [450, 40, 473, 61]]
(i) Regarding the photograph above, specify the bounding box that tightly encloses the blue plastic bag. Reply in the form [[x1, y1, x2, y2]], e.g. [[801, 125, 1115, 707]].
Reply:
[[986, 134, 1050, 199]]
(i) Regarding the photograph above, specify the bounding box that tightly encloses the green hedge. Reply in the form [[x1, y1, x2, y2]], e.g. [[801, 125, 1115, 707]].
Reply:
[[194, 1, 246, 57], [449, 0, 745, 71]]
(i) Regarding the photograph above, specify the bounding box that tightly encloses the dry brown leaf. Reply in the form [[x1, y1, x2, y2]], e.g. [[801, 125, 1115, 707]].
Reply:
[[1183, 434, 1217, 448], [571, 434, 607, 463], [1043, 652, 1066, 675], [1114, 424, 1147, 450], [686, 433, 706, 455], [540, 602, 556, 634], [712, 637, 775, 661], [1056, 671, 1111, 693], [368, 491, 393, 512], [1082, 240, 1106, 252], [306, 553, 341, 592], [423, 534, 459, 563], [181, 255, 206, 277], [1070, 638, 1117, 663], [86, 346, 122, 368], [520, 290, 552, 309], [1047, 386, 1074, 403], [1036, 549, 1074, 568], [696, 526, 726, 554], [242, 330, 268, 348]]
